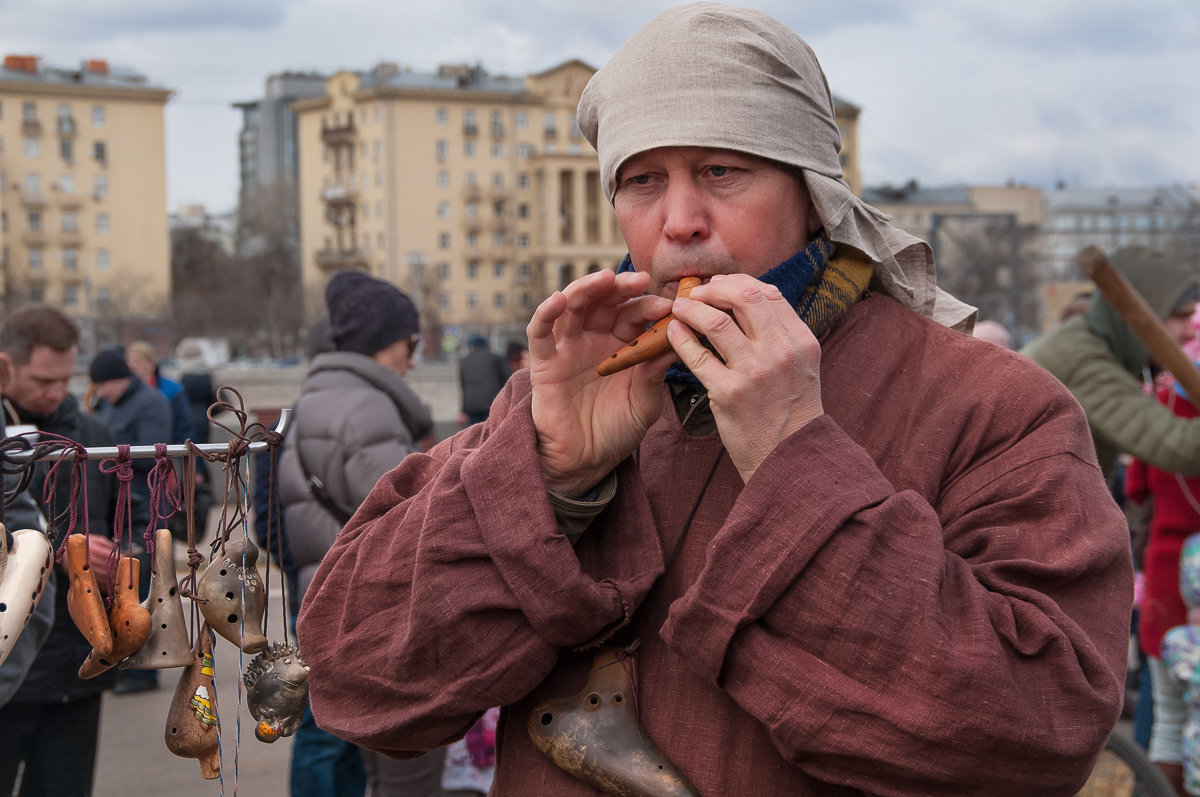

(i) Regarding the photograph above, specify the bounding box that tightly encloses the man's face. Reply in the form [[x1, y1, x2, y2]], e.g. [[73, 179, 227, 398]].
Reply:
[[1165, 302, 1198, 347], [3, 344, 78, 415], [613, 147, 821, 298], [91, 378, 128, 405]]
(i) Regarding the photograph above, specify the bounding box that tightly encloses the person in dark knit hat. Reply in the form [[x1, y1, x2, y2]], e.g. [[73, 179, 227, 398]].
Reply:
[[277, 270, 439, 797]]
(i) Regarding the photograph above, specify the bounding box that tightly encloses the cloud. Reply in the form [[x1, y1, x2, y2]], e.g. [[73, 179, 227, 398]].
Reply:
[[0, 0, 290, 42]]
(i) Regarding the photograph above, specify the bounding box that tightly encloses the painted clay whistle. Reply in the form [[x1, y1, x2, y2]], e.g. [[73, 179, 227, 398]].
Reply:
[[244, 642, 310, 743], [79, 556, 152, 678], [0, 526, 54, 668], [528, 648, 700, 797], [165, 626, 221, 779], [598, 277, 702, 376], [122, 528, 193, 670], [196, 539, 268, 654], [65, 533, 113, 657]]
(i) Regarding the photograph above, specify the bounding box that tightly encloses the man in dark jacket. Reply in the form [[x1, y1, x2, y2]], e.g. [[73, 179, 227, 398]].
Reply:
[[457, 335, 510, 425], [0, 304, 119, 796]]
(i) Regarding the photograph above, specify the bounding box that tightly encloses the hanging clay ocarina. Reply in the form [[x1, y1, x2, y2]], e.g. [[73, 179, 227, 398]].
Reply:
[[244, 642, 310, 742], [122, 528, 192, 670], [0, 526, 54, 668], [528, 648, 701, 797], [78, 556, 153, 678], [65, 533, 113, 657], [165, 626, 221, 779], [196, 539, 267, 654]]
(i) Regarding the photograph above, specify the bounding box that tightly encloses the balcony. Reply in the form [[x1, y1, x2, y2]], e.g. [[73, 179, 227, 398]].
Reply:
[[463, 122, 478, 137], [314, 247, 369, 271], [60, 228, 82, 247], [321, 119, 356, 147], [23, 230, 47, 247], [22, 118, 42, 136], [22, 192, 47, 209], [321, 183, 359, 205]]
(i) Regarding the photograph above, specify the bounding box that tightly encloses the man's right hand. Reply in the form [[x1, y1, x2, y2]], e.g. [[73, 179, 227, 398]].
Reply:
[[527, 269, 674, 497]]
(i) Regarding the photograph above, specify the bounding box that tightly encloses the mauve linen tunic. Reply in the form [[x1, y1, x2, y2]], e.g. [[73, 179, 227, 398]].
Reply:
[[298, 294, 1132, 796]]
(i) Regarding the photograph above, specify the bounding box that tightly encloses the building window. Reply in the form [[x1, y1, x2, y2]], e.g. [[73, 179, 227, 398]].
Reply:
[[492, 232, 504, 248], [493, 261, 505, 278], [493, 201, 504, 217], [518, 172, 530, 189], [63, 285, 79, 307], [436, 140, 448, 161], [518, 144, 533, 160], [27, 211, 41, 231], [440, 293, 451, 310], [463, 109, 476, 134], [466, 231, 478, 249], [29, 248, 43, 270], [62, 211, 77, 232], [436, 108, 448, 125], [465, 202, 477, 219], [24, 138, 38, 159], [518, 203, 529, 219], [97, 249, 110, 270], [437, 170, 449, 188], [59, 139, 73, 163], [93, 175, 107, 199], [96, 213, 109, 233], [29, 285, 44, 302], [93, 140, 107, 164], [521, 292, 532, 309], [97, 287, 111, 304], [491, 142, 504, 158], [438, 201, 450, 219], [518, 263, 531, 282], [543, 113, 557, 137], [467, 292, 479, 310], [492, 172, 504, 188], [92, 105, 105, 128], [464, 171, 476, 187], [516, 111, 528, 128], [58, 174, 74, 192], [467, 261, 479, 279], [464, 140, 476, 158], [438, 232, 451, 249], [25, 174, 40, 194], [518, 234, 530, 249], [62, 248, 78, 270], [437, 262, 450, 280], [494, 292, 505, 309], [22, 102, 36, 121]]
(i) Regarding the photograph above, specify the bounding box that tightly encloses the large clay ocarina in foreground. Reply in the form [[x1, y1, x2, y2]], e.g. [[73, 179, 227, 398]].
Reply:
[[165, 626, 221, 779], [196, 539, 267, 654], [122, 528, 192, 669], [79, 556, 152, 678], [244, 642, 310, 742], [0, 527, 54, 668], [528, 648, 700, 797], [65, 534, 112, 657]]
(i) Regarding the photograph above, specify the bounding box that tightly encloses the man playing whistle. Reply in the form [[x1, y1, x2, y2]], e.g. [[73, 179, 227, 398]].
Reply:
[[299, 4, 1131, 794]]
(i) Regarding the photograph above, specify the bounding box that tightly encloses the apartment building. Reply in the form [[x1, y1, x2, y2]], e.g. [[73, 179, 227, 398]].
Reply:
[[0, 54, 171, 347], [862, 180, 1046, 337], [294, 59, 865, 345]]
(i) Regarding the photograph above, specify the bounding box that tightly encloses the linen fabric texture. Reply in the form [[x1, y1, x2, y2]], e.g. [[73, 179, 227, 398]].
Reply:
[[297, 295, 1131, 795], [577, 2, 974, 329]]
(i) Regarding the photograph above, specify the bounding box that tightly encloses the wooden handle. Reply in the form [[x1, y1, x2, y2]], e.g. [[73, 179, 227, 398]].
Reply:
[[1078, 245, 1200, 400], [597, 277, 702, 376]]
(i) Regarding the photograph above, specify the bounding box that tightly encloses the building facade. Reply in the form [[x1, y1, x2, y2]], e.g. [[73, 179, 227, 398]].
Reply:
[[0, 54, 171, 350], [294, 60, 865, 349], [863, 180, 1046, 338]]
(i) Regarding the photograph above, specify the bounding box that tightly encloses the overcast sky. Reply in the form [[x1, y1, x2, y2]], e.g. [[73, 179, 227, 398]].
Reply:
[[2, 0, 1197, 213]]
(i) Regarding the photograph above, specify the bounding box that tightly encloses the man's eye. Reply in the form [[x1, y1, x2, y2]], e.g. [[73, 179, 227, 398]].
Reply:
[[709, 165, 729, 177], [629, 174, 651, 185]]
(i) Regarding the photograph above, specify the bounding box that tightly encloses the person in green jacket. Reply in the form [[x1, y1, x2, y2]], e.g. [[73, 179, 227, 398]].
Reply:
[[1023, 246, 1200, 488]]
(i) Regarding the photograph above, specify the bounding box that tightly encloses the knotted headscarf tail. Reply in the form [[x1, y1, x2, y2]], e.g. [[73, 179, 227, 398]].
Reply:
[[579, 2, 975, 330]]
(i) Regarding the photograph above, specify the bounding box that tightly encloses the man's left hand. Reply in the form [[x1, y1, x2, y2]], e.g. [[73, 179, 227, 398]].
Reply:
[[668, 274, 824, 483]]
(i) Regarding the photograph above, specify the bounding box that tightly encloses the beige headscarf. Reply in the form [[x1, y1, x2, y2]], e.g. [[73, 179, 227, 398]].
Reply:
[[577, 2, 974, 329]]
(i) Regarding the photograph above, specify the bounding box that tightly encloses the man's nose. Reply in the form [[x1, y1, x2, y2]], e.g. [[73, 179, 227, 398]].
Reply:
[[661, 179, 709, 243]]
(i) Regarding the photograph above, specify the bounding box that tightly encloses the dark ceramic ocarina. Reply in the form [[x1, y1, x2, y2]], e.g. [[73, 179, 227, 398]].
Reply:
[[528, 648, 700, 797], [196, 539, 267, 653], [244, 641, 309, 742]]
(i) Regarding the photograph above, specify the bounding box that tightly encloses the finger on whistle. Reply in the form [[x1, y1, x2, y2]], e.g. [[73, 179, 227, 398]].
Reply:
[[597, 277, 701, 376]]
